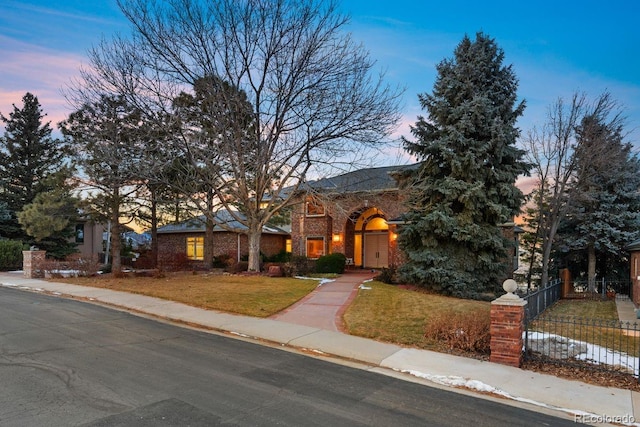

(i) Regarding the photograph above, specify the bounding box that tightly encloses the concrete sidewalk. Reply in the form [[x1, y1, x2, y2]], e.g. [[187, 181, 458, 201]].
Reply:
[[1, 271, 638, 425], [617, 297, 639, 325]]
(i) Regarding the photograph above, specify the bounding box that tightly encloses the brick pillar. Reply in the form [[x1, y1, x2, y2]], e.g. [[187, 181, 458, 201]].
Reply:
[[23, 250, 46, 278], [490, 279, 527, 367]]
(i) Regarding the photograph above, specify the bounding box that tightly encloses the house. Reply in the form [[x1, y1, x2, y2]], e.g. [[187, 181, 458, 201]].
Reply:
[[290, 164, 418, 269], [73, 219, 106, 262], [290, 164, 521, 275], [157, 210, 290, 268], [625, 239, 640, 305]]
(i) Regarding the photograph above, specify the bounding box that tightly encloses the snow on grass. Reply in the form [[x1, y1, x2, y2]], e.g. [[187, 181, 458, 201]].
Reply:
[[527, 331, 639, 375], [295, 276, 335, 287]]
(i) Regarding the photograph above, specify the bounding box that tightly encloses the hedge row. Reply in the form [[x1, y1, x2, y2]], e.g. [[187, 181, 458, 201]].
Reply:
[[0, 240, 23, 271]]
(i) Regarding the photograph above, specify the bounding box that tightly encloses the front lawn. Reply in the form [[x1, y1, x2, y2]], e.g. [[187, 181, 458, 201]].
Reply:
[[343, 281, 490, 353], [53, 272, 320, 317]]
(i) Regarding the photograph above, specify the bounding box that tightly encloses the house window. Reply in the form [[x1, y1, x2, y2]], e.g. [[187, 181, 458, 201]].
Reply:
[[305, 201, 325, 217], [75, 224, 85, 243], [286, 238, 292, 253], [186, 237, 204, 260], [306, 237, 325, 259]]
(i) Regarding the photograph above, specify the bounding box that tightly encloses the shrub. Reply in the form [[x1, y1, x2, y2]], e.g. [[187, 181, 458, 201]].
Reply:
[[424, 310, 491, 354], [0, 240, 23, 271], [285, 255, 314, 276], [42, 254, 101, 277], [376, 265, 397, 284], [265, 250, 291, 263], [212, 254, 233, 268], [316, 252, 346, 274]]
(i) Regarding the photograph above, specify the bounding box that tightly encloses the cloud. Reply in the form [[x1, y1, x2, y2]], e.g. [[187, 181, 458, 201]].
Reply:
[[0, 36, 85, 127]]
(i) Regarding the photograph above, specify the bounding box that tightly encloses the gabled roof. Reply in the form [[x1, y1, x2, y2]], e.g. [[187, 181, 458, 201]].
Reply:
[[306, 163, 419, 193], [157, 210, 290, 235]]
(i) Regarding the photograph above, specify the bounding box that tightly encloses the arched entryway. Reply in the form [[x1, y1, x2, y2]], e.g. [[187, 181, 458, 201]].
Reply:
[[347, 207, 389, 269]]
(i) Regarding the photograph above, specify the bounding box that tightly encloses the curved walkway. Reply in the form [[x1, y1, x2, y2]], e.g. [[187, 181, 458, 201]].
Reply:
[[270, 270, 377, 332]]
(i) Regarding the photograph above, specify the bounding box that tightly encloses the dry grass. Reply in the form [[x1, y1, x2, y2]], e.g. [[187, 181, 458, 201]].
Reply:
[[343, 282, 490, 353], [542, 299, 618, 320], [52, 272, 320, 317], [529, 299, 639, 357]]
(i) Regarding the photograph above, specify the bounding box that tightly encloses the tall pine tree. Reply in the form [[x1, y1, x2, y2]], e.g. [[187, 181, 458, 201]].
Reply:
[[399, 33, 530, 299], [558, 98, 640, 289], [0, 93, 68, 241]]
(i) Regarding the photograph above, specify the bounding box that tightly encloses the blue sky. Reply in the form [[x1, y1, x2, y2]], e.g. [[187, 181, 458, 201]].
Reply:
[[1, 0, 639, 165]]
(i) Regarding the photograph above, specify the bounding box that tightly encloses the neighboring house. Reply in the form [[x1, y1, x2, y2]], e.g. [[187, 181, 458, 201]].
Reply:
[[626, 239, 640, 305], [290, 164, 521, 274], [157, 210, 290, 267], [73, 219, 106, 261]]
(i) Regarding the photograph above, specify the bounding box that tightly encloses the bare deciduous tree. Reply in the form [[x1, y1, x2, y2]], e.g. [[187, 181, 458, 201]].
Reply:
[[67, 0, 401, 271], [523, 91, 623, 288]]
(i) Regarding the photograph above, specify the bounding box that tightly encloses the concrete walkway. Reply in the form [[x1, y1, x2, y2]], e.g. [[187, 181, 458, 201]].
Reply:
[[617, 297, 639, 325], [1, 271, 639, 424], [270, 270, 377, 332]]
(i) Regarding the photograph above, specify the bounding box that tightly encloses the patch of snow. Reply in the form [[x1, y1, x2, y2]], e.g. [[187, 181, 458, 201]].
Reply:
[[527, 331, 639, 375], [295, 276, 335, 287], [359, 285, 372, 290], [229, 331, 251, 338], [400, 369, 639, 425]]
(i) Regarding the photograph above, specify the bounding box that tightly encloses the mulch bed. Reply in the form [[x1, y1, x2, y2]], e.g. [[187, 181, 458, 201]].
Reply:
[[522, 359, 640, 392]]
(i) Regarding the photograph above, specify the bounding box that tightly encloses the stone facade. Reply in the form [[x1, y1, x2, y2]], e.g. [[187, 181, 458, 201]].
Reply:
[[23, 250, 46, 278]]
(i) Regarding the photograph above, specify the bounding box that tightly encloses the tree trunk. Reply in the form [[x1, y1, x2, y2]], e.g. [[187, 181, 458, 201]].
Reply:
[[247, 227, 262, 272], [150, 188, 158, 268], [204, 216, 214, 268], [204, 190, 214, 268], [110, 201, 122, 276], [587, 244, 597, 293]]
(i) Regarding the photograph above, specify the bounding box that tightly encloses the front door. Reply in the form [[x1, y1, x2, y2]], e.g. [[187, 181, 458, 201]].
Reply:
[[364, 233, 388, 269]]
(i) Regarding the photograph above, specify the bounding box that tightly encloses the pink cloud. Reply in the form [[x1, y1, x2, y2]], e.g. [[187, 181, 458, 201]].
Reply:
[[0, 36, 85, 128]]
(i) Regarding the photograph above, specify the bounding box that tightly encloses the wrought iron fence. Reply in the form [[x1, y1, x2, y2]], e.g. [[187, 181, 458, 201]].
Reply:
[[518, 278, 562, 322], [525, 315, 640, 379], [571, 279, 632, 301]]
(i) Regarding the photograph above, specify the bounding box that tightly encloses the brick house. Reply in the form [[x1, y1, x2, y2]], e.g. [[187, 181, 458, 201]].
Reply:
[[157, 210, 289, 268], [626, 239, 640, 305], [290, 164, 418, 269], [290, 164, 521, 274]]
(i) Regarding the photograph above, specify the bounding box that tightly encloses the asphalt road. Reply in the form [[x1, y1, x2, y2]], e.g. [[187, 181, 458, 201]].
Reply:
[[0, 287, 575, 426]]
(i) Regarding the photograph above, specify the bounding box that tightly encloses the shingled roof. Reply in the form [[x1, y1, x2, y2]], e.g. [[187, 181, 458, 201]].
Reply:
[[307, 163, 419, 193], [157, 210, 290, 235]]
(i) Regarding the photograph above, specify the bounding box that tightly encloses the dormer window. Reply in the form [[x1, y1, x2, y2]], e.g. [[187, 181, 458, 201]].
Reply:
[[305, 200, 325, 217]]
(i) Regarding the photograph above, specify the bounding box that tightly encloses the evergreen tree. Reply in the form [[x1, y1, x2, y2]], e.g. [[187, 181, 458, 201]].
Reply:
[[17, 172, 79, 259], [60, 95, 145, 275], [0, 92, 68, 240], [558, 100, 640, 289], [398, 33, 530, 299]]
